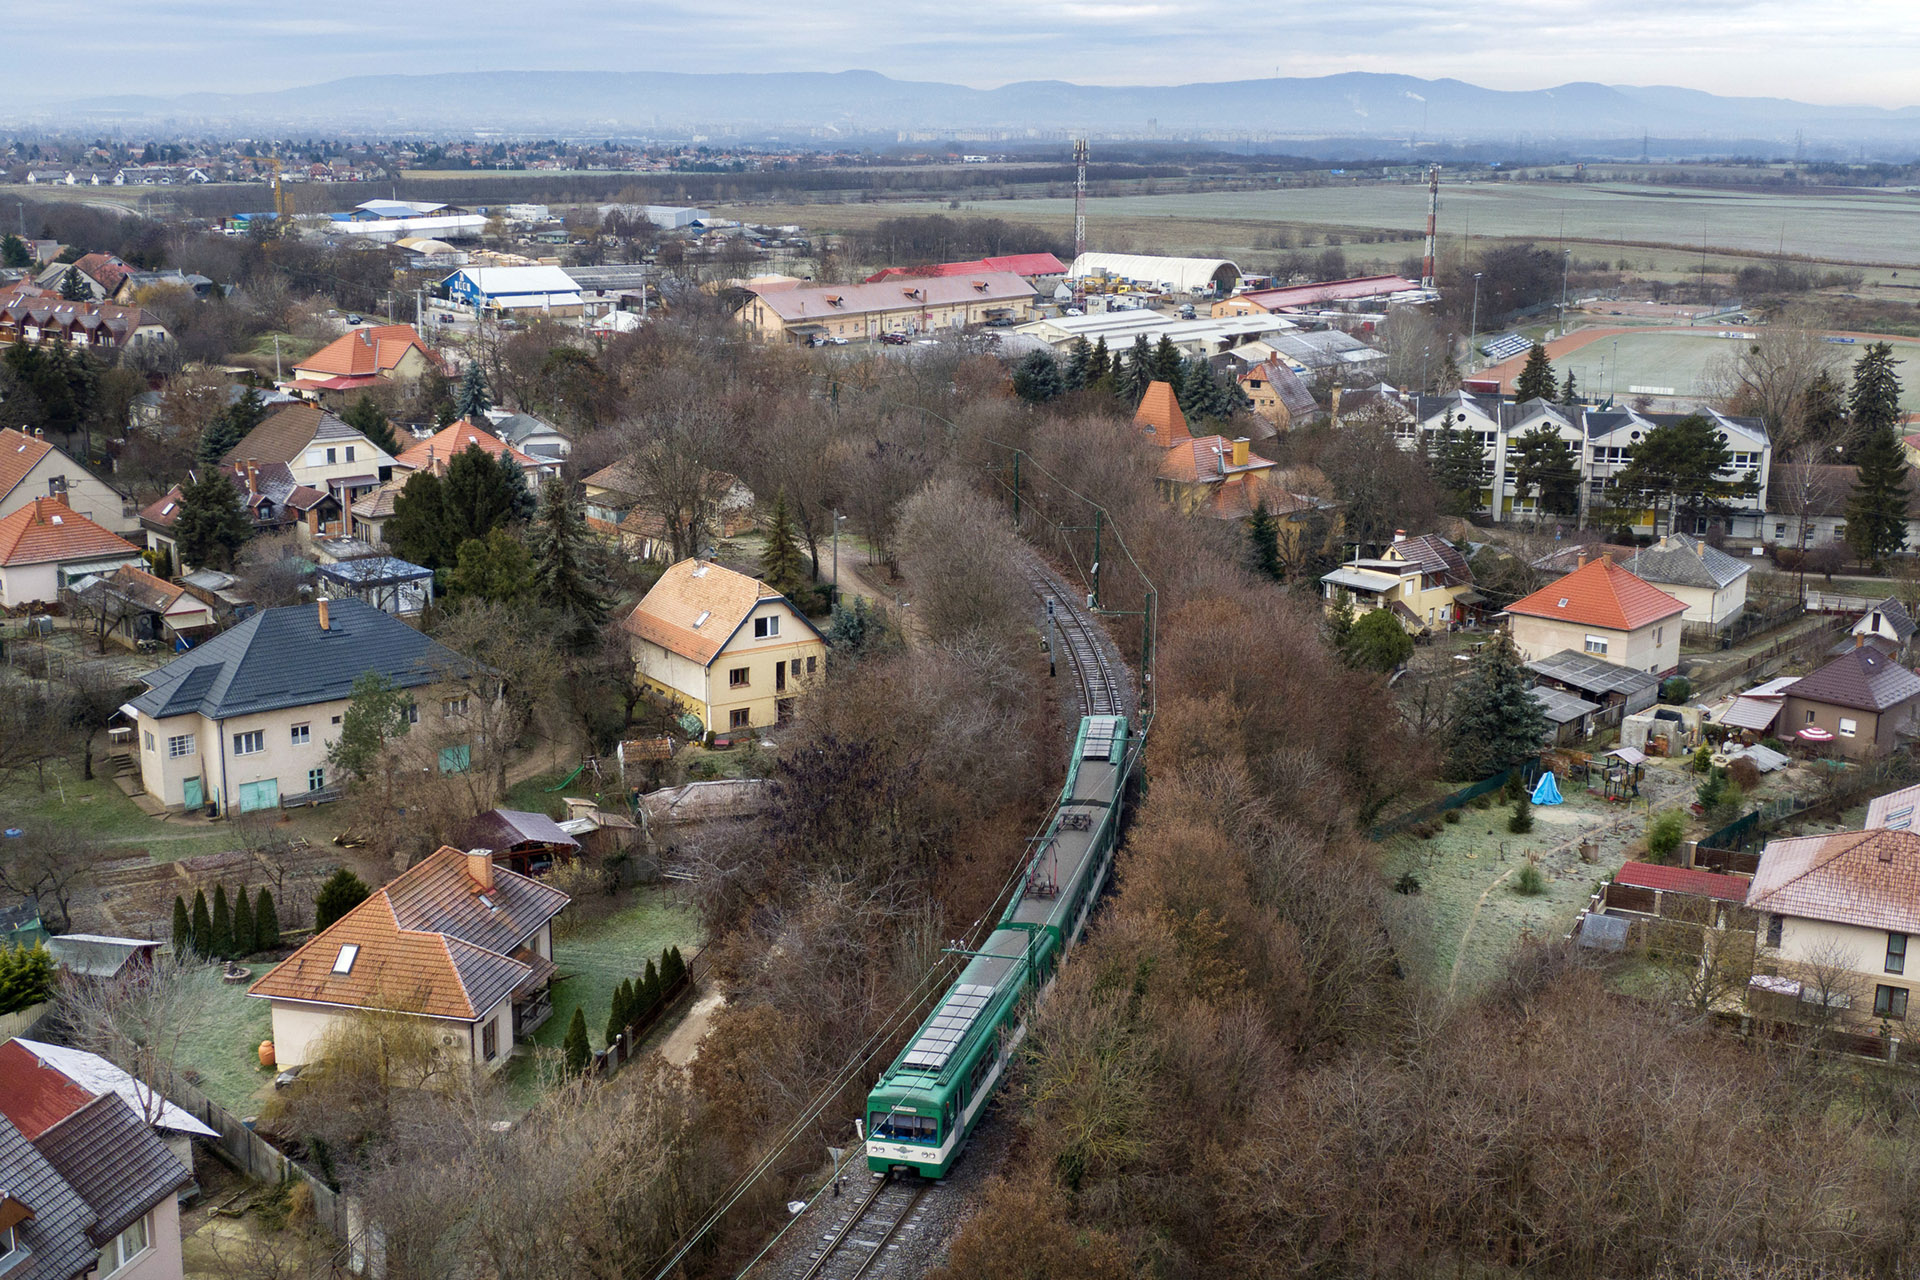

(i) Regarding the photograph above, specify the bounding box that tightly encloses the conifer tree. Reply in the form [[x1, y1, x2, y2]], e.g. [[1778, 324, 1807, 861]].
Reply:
[[210, 885, 233, 959], [255, 888, 280, 950], [607, 995, 626, 1047], [454, 361, 492, 421], [759, 491, 808, 599], [662, 946, 685, 990], [171, 896, 191, 958], [496, 450, 537, 523], [1063, 337, 1091, 392], [1849, 341, 1904, 445], [527, 477, 608, 649], [313, 869, 370, 932], [174, 469, 252, 571], [189, 890, 212, 960], [1011, 350, 1063, 402], [1845, 423, 1912, 571], [639, 958, 660, 1015], [1514, 341, 1558, 403], [1509, 786, 1534, 834], [1151, 335, 1182, 384], [616, 978, 635, 1029], [341, 394, 402, 457], [1118, 335, 1153, 404], [60, 267, 91, 302], [1087, 337, 1113, 392], [1325, 589, 1356, 649], [563, 1006, 590, 1073], [232, 884, 255, 957], [1447, 631, 1549, 779], [1247, 498, 1283, 582], [1560, 370, 1580, 407]]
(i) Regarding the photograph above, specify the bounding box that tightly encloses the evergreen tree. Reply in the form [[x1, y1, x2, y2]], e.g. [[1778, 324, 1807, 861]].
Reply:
[[329, 673, 412, 781], [1447, 631, 1549, 779], [1845, 424, 1912, 571], [638, 958, 661, 1015], [1849, 342, 1904, 447], [1151, 335, 1183, 384], [59, 267, 91, 302], [527, 478, 608, 649], [1437, 352, 1463, 393], [563, 1006, 590, 1073], [173, 469, 252, 571], [1010, 350, 1063, 402], [341, 394, 402, 456], [1431, 425, 1486, 515], [313, 868, 371, 932], [1118, 335, 1153, 404], [1063, 337, 1091, 393], [454, 362, 492, 421], [1325, 589, 1357, 649], [607, 993, 627, 1046], [0, 234, 29, 269], [255, 888, 280, 950], [1086, 337, 1113, 392], [1509, 787, 1534, 834], [441, 443, 516, 547], [1805, 369, 1847, 445], [1247, 498, 1283, 582], [665, 946, 686, 989], [189, 889, 211, 960], [449, 529, 535, 603], [1343, 608, 1415, 672], [171, 896, 191, 957], [232, 883, 255, 956], [759, 491, 808, 599], [209, 885, 233, 959], [616, 978, 636, 1028], [1508, 426, 1581, 517], [1560, 370, 1580, 407], [1607, 413, 1750, 536], [1514, 342, 1558, 403], [387, 471, 451, 568], [496, 450, 537, 523]]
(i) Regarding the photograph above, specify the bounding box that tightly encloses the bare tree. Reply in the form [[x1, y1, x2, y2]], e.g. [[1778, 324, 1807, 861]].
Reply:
[[0, 826, 97, 933], [618, 401, 741, 564], [1705, 318, 1843, 459], [52, 953, 221, 1120]]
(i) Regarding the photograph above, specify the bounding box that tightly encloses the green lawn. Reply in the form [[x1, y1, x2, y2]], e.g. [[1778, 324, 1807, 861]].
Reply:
[[532, 892, 704, 1054], [176, 963, 277, 1116]]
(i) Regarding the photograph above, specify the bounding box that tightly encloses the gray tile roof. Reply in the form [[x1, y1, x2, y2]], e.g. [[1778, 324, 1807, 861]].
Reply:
[[130, 598, 476, 721], [32, 1093, 188, 1245], [1784, 646, 1920, 714], [1620, 533, 1750, 590], [0, 1114, 98, 1280], [384, 849, 571, 956]]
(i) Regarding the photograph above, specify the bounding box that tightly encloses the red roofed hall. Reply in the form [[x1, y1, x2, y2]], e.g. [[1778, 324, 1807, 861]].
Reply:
[[1505, 556, 1687, 677], [863, 253, 1068, 283], [0, 495, 143, 608]]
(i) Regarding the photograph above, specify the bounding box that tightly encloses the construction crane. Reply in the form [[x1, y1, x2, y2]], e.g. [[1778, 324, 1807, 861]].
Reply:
[[267, 156, 292, 220], [1420, 165, 1439, 290]]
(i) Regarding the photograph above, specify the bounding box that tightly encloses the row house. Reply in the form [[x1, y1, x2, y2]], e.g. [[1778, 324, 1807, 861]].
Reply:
[[1376, 389, 1770, 535], [0, 283, 172, 355]]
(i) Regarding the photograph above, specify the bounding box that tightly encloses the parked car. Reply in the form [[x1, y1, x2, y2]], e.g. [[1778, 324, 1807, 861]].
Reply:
[[346, 314, 363, 325], [880, 332, 910, 345]]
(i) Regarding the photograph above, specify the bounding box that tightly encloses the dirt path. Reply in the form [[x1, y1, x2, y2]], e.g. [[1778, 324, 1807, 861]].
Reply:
[[1447, 865, 1518, 997], [658, 989, 724, 1067]]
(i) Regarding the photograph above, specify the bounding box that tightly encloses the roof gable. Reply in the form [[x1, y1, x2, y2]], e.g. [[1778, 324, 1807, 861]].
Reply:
[[1506, 558, 1687, 632], [1620, 532, 1751, 590], [1133, 380, 1190, 444], [394, 420, 535, 474], [0, 427, 55, 502], [620, 558, 818, 666], [293, 324, 434, 379]]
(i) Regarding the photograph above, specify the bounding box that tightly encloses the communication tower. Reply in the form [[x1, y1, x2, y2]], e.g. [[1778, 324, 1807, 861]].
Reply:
[[1420, 165, 1439, 290]]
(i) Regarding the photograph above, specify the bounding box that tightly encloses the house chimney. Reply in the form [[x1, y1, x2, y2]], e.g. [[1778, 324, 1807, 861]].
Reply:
[[1856, 633, 1865, 649], [246, 458, 258, 494], [1695, 539, 1706, 559], [1394, 529, 1407, 542], [317, 596, 330, 631], [1231, 437, 1250, 467], [467, 848, 496, 892], [1578, 551, 1589, 568]]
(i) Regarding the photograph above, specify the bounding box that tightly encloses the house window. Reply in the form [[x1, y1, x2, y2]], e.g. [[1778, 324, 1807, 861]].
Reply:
[[345, 446, 356, 462], [168, 734, 195, 758], [325, 447, 337, 464], [754, 615, 780, 639], [775, 663, 786, 692], [97, 1211, 150, 1275], [791, 659, 802, 679], [1654, 626, 1663, 647], [1876, 984, 1909, 1020], [445, 697, 469, 717], [1775, 523, 1787, 539], [729, 708, 751, 729], [332, 714, 343, 725], [1890, 933, 1909, 975], [1834, 525, 1847, 542], [1806, 710, 1817, 724], [233, 730, 264, 755], [405, 702, 420, 724], [1840, 717, 1859, 737], [143, 730, 155, 752], [291, 723, 310, 745], [439, 744, 471, 773], [1583, 635, 1609, 655], [483, 1018, 499, 1061], [729, 667, 749, 688], [1766, 914, 1784, 947]]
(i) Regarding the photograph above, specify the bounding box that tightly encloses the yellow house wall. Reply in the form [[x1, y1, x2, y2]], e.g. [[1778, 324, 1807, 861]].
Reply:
[[708, 602, 826, 731], [1509, 614, 1680, 674], [1769, 915, 1912, 1023]]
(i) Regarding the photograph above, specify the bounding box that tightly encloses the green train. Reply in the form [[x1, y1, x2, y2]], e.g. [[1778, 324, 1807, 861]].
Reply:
[[864, 714, 1132, 1178]]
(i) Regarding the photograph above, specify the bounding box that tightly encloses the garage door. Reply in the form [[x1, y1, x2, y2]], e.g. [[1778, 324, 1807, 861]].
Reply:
[[237, 779, 279, 813]]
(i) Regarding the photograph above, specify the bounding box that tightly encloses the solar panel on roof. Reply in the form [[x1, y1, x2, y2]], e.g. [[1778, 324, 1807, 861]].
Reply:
[[1889, 806, 1915, 831]]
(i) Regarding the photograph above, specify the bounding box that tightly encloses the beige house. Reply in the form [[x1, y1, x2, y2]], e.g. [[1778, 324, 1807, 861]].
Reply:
[[1618, 532, 1750, 631], [1321, 532, 1479, 632], [1777, 645, 1920, 760], [739, 272, 1037, 344], [1748, 828, 1920, 1027], [621, 559, 826, 737], [250, 846, 569, 1070], [0, 426, 134, 533], [127, 597, 479, 814], [219, 403, 400, 540], [1504, 556, 1686, 677], [0, 495, 144, 608]]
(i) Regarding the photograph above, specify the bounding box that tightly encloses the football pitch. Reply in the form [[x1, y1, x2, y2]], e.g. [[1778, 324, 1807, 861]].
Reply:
[[1530, 330, 1920, 413]]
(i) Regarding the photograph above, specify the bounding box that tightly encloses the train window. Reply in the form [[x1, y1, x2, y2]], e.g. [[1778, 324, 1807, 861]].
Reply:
[[870, 1112, 939, 1144]]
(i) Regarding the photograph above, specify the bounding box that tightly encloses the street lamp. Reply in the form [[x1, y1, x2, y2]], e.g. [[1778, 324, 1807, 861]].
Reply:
[[832, 509, 848, 601], [1559, 249, 1572, 331], [1468, 272, 1483, 371]]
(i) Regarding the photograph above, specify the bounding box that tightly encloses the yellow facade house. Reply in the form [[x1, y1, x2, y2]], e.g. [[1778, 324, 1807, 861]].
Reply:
[[621, 559, 826, 737]]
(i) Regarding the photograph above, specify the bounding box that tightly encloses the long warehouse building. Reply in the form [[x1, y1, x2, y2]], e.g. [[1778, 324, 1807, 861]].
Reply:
[[739, 272, 1038, 344]]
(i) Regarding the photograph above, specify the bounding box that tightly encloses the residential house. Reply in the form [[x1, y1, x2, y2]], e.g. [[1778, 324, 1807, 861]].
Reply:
[[738, 272, 1037, 345], [1504, 556, 1686, 676], [1716, 675, 1800, 740], [487, 412, 572, 467], [0, 496, 144, 608], [68, 253, 133, 300], [1761, 463, 1920, 552], [0, 1038, 215, 1176], [1618, 532, 1751, 631], [1236, 359, 1320, 433], [1866, 782, 1920, 831], [139, 459, 326, 568], [582, 459, 753, 559], [68, 565, 217, 651], [127, 597, 479, 815], [0, 427, 135, 534], [249, 845, 570, 1071], [1133, 380, 1280, 517], [620, 559, 826, 736], [1778, 644, 1920, 759], [1747, 827, 1920, 1027], [1319, 532, 1480, 632], [0, 283, 172, 359], [863, 253, 1067, 283], [287, 324, 441, 402], [347, 480, 405, 546], [1840, 597, 1917, 660], [218, 404, 399, 540], [392, 420, 551, 480], [0, 1088, 191, 1280]]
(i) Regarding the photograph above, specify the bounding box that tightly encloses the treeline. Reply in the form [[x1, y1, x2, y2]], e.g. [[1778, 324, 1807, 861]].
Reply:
[[170, 884, 282, 960], [864, 214, 1068, 264]]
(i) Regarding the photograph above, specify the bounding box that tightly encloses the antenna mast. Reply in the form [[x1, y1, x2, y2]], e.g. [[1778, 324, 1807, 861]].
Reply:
[[1073, 137, 1089, 259], [1420, 165, 1439, 290]]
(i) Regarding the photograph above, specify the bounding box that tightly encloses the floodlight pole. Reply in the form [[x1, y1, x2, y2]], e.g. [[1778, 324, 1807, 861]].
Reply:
[[1468, 272, 1483, 371]]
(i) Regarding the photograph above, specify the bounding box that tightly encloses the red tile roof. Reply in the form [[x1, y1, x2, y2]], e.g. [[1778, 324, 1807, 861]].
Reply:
[[293, 324, 435, 379], [0, 497, 140, 567], [863, 253, 1067, 283], [0, 428, 55, 503], [1155, 435, 1276, 485], [72, 252, 131, 293], [0, 1040, 93, 1140], [1613, 860, 1750, 902], [1133, 381, 1190, 444], [393, 421, 535, 475], [1506, 558, 1686, 632]]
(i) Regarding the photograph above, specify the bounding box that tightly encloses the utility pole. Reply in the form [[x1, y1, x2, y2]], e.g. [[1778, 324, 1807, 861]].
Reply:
[[1468, 272, 1483, 372], [1559, 249, 1571, 332], [1072, 138, 1088, 312]]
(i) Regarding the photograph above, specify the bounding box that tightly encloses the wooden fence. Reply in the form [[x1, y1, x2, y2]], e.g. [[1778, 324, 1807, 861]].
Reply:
[[1691, 845, 1761, 875], [1692, 616, 1849, 701]]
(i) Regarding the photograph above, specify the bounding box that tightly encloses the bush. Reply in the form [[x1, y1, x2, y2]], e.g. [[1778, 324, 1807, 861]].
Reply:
[[313, 869, 371, 933], [1472, 795, 1492, 810], [1691, 743, 1713, 773], [0, 944, 54, 1015], [1647, 810, 1687, 862], [1443, 809, 1462, 825], [1513, 859, 1548, 897], [1662, 676, 1693, 703], [1509, 791, 1534, 834], [563, 1007, 590, 1073], [1728, 757, 1762, 793], [1394, 871, 1423, 895]]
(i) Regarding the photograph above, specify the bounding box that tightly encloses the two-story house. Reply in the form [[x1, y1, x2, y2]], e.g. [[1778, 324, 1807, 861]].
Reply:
[[621, 559, 826, 737], [219, 403, 399, 540], [287, 324, 442, 404], [1618, 532, 1751, 632], [392, 420, 551, 480], [1319, 532, 1478, 630], [127, 597, 479, 814], [1504, 555, 1687, 677], [0, 427, 135, 534], [1748, 827, 1920, 1027], [250, 845, 570, 1070], [138, 459, 326, 570]]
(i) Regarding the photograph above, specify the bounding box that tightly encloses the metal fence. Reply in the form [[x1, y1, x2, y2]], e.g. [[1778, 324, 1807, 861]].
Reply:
[[1701, 754, 1919, 850], [1369, 763, 1537, 841]]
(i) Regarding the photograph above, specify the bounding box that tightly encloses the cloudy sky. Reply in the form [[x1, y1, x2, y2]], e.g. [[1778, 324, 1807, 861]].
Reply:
[[6, 0, 1920, 108]]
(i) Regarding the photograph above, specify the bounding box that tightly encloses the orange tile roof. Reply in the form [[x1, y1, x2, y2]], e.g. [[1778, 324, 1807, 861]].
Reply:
[[1506, 557, 1686, 632], [0, 428, 54, 503], [293, 324, 434, 379], [1748, 829, 1920, 935], [620, 558, 790, 666], [393, 420, 535, 474], [0, 497, 140, 567], [0, 1040, 94, 1140], [1154, 435, 1277, 486], [1132, 381, 1191, 444]]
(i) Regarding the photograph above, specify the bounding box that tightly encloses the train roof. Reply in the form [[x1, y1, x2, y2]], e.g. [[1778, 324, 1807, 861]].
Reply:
[[883, 927, 1036, 1083]]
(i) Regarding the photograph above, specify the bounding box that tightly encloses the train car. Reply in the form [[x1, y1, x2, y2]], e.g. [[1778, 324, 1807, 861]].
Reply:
[[866, 715, 1130, 1177]]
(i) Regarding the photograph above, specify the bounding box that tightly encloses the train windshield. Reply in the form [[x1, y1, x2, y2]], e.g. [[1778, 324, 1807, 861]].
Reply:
[[869, 1112, 939, 1144]]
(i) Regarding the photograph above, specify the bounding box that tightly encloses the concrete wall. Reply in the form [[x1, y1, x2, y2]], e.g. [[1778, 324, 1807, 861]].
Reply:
[[1510, 614, 1680, 676]]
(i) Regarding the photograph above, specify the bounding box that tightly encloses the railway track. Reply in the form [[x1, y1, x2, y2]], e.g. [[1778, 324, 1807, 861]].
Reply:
[[1022, 555, 1132, 720], [792, 1173, 927, 1280]]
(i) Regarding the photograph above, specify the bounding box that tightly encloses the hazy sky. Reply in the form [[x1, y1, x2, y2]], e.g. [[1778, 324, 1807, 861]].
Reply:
[[8, 0, 1920, 108]]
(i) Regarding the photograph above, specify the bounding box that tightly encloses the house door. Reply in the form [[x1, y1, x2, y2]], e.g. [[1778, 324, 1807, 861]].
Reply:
[[182, 777, 203, 810], [237, 779, 279, 813]]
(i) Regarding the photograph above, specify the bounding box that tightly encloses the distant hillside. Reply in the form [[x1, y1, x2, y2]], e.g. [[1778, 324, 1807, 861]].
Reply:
[[21, 70, 1920, 152]]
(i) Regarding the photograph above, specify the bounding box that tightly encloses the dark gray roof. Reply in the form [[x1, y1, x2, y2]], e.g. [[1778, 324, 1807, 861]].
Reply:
[[1862, 598, 1917, 644], [1621, 533, 1750, 590], [1531, 684, 1602, 726], [384, 850, 571, 957], [129, 598, 475, 721], [1527, 649, 1661, 697], [1785, 647, 1920, 713], [0, 1114, 98, 1280], [467, 807, 580, 852], [33, 1093, 188, 1245]]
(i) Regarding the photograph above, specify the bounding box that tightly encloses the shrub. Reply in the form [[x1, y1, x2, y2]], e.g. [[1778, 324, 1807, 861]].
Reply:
[[171, 896, 191, 957], [1728, 757, 1762, 793], [1509, 791, 1534, 834], [189, 889, 211, 960], [232, 884, 255, 957], [1513, 859, 1548, 897], [1690, 743, 1713, 773], [1443, 808, 1462, 824], [0, 944, 54, 1014], [255, 888, 281, 950], [210, 886, 233, 959], [1472, 795, 1492, 810], [1647, 810, 1687, 862], [313, 869, 371, 933], [1394, 871, 1423, 895], [1663, 676, 1693, 703]]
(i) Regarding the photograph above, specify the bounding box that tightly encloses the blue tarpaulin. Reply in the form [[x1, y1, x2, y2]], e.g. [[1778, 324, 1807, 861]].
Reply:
[[1532, 772, 1564, 805]]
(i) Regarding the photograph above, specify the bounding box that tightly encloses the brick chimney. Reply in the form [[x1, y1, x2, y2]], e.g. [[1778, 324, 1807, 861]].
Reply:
[[1695, 539, 1706, 559], [245, 458, 258, 495], [317, 596, 330, 631], [1577, 550, 1589, 568], [467, 848, 495, 892]]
